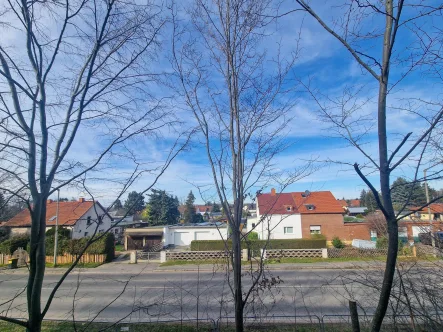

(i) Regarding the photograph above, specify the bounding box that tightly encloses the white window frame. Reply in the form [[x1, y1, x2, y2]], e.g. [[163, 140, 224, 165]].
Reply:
[[310, 225, 321, 234], [284, 227, 293, 234]]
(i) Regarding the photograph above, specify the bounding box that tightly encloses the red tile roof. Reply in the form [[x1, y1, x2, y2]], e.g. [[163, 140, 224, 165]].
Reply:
[[349, 199, 361, 207], [411, 203, 443, 214], [258, 191, 344, 215], [337, 199, 347, 207], [4, 200, 95, 227]]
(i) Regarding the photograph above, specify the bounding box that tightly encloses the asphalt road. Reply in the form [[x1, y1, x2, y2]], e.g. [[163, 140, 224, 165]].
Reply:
[[0, 262, 428, 324]]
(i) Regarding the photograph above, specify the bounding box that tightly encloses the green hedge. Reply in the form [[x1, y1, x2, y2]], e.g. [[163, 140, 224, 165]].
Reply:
[[66, 233, 115, 262], [190, 238, 326, 251], [0, 235, 30, 255]]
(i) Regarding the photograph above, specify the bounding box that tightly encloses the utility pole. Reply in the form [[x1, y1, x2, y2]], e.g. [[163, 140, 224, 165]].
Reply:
[[53, 189, 60, 267], [423, 162, 442, 254]]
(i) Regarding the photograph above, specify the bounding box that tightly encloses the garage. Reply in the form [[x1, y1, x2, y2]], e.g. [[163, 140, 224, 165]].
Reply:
[[174, 232, 190, 246], [412, 225, 431, 241], [195, 231, 210, 240]]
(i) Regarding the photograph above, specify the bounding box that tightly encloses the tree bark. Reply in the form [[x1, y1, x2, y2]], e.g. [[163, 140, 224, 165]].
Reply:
[[231, 226, 244, 332], [349, 300, 360, 332]]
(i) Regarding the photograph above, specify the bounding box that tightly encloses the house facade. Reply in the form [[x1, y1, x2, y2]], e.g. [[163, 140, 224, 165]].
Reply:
[[256, 189, 372, 241], [4, 198, 112, 239], [124, 222, 228, 250]]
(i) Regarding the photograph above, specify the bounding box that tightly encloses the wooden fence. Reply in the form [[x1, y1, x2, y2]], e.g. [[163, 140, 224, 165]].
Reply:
[[46, 253, 106, 264], [0, 253, 11, 265]]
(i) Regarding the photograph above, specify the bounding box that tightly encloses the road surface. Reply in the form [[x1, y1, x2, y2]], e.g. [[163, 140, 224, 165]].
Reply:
[[0, 262, 432, 324]]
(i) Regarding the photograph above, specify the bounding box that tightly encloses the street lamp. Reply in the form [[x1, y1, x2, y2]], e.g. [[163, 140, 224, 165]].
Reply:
[[424, 161, 442, 251]]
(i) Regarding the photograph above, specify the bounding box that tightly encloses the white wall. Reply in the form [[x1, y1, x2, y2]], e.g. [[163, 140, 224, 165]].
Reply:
[[72, 204, 112, 239], [258, 214, 302, 240], [164, 227, 228, 246]]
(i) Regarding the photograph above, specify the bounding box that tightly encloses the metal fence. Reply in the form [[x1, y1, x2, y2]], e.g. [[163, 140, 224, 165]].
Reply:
[[136, 251, 160, 260]]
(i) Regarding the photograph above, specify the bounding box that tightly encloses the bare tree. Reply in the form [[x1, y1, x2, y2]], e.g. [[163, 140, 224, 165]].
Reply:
[[292, 1, 443, 330], [0, 0, 189, 330], [170, 0, 315, 330]]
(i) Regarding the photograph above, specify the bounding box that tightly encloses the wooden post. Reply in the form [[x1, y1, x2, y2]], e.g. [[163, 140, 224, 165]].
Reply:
[[412, 246, 417, 257], [349, 300, 360, 332]]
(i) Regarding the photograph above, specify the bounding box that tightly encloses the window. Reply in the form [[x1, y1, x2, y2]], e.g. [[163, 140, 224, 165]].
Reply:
[[284, 227, 293, 234], [78, 229, 81, 233], [252, 223, 256, 228], [286, 206, 292, 212], [98, 230, 104, 234], [49, 215, 56, 221], [84, 232, 88, 237], [87, 216, 91, 226], [305, 204, 315, 211], [310, 225, 321, 234], [114, 228, 119, 234]]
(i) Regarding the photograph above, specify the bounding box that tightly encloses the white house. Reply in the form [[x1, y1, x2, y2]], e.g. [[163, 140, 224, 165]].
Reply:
[[4, 198, 112, 239], [124, 222, 228, 250]]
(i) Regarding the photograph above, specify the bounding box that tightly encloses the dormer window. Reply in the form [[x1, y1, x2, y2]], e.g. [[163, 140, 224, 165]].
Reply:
[[285, 205, 292, 212], [305, 204, 315, 211]]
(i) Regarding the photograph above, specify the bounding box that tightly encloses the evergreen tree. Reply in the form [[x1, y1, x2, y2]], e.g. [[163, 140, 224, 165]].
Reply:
[[183, 191, 197, 223], [212, 202, 221, 213], [112, 199, 123, 211], [124, 191, 145, 215], [0, 192, 7, 221], [391, 177, 427, 209], [360, 189, 378, 212], [147, 189, 179, 225]]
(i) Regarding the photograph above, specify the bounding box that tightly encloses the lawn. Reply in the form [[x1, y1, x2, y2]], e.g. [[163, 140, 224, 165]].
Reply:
[[45, 262, 102, 268], [115, 244, 125, 252]]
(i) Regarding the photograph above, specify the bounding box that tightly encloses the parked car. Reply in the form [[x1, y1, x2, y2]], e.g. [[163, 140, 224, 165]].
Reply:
[[418, 232, 443, 248]]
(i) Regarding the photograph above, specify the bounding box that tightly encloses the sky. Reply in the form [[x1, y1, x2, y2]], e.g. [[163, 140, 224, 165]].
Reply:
[[1, 0, 442, 207]]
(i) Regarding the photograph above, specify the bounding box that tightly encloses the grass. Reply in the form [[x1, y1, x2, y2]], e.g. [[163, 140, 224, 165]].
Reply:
[[115, 244, 125, 252], [45, 262, 102, 268], [0, 321, 214, 332]]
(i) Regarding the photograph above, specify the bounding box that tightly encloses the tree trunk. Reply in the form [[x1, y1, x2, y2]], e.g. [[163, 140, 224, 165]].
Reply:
[[231, 226, 244, 332], [27, 198, 47, 332], [349, 300, 360, 332]]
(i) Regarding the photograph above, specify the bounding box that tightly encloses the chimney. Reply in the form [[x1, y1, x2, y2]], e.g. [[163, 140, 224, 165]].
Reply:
[[271, 188, 276, 196], [79, 197, 85, 203], [47, 199, 53, 204]]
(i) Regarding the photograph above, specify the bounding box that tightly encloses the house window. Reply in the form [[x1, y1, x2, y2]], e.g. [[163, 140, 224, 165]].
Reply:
[[310, 225, 321, 234], [306, 204, 315, 211], [84, 232, 88, 237], [87, 216, 91, 226], [252, 223, 256, 228], [284, 227, 293, 234], [286, 206, 292, 212], [114, 228, 119, 234], [78, 229, 81, 233]]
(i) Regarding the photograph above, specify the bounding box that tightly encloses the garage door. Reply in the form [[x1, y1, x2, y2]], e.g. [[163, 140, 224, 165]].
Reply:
[[195, 231, 210, 240], [174, 232, 189, 246]]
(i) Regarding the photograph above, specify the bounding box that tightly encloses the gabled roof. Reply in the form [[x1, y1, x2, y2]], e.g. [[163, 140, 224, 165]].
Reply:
[[410, 203, 443, 214], [4, 200, 97, 227], [337, 199, 361, 207], [258, 190, 344, 215]]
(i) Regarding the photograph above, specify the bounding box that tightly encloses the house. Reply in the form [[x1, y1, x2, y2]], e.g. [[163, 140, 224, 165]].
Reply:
[[347, 207, 368, 216], [407, 204, 443, 221], [178, 205, 213, 217], [338, 199, 361, 208], [256, 189, 371, 241], [124, 222, 228, 250], [3, 198, 112, 239]]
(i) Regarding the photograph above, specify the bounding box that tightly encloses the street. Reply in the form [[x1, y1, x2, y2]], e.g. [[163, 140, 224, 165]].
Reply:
[[0, 261, 394, 324]]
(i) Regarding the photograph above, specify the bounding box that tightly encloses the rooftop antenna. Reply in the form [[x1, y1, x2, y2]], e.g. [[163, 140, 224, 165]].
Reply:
[[304, 190, 311, 197]]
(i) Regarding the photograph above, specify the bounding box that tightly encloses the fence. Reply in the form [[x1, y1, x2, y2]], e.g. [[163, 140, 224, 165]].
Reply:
[[266, 248, 323, 259], [0, 253, 11, 265], [45, 253, 106, 264], [328, 247, 388, 258], [165, 250, 236, 261]]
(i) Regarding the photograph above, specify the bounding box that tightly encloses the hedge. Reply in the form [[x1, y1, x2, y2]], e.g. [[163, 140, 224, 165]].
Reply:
[[25, 233, 115, 262], [190, 238, 326, 251], [0, 235, 30, 255]]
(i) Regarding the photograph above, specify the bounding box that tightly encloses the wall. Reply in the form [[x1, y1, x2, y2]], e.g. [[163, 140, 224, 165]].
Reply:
[[258, 214, 302, 240], [10, 227, 31, 236], [163, 227, 228, 246], [72, 204, 112, 239], [301, 214, 371, 241]]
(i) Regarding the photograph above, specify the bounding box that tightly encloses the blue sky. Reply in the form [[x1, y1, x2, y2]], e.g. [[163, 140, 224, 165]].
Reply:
[[37, 1, 443, 206]]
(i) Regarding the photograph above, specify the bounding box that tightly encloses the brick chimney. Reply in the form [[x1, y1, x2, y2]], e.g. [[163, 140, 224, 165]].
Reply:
[[47, 199, 53, 204], [271, 188, 276, 196], [79, 197, 85, 203]]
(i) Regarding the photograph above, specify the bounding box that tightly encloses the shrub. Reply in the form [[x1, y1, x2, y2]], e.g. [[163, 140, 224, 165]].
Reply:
[[247, 232, 259, 241], [0, 235, 30, 255], [344, 216, 356, 222], [65, 233, 115, 262], [332, 236, 345, 249], [376, 236, 388, 249], [46, 227, 71, 239], [356, 214, 364, 219], [190, 238, 327, 251], [0, 226, 10, 243], [310, 233, 326, 240]]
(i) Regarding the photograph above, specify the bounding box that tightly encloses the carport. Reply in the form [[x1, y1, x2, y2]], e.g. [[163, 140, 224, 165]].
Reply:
[[124, 227, 164, 250]]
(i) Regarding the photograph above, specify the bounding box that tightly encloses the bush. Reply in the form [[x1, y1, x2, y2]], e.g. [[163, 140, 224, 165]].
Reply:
[[356, 214, 364, 219], [310, 233, 326, 240], [332, 236, 345, 249], [344, 216, 355, 222], [376, 236, 388, 249], [46, 227, 71, 239], [65, 233, 115, 262], [0, 235, 30, 255], [0, 226, 10, 243], [247, 232, 259, 241], [190, 238, 327, 251]]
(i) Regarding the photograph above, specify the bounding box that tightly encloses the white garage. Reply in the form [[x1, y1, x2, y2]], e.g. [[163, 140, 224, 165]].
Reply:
[[164, 223, 228, 247]]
